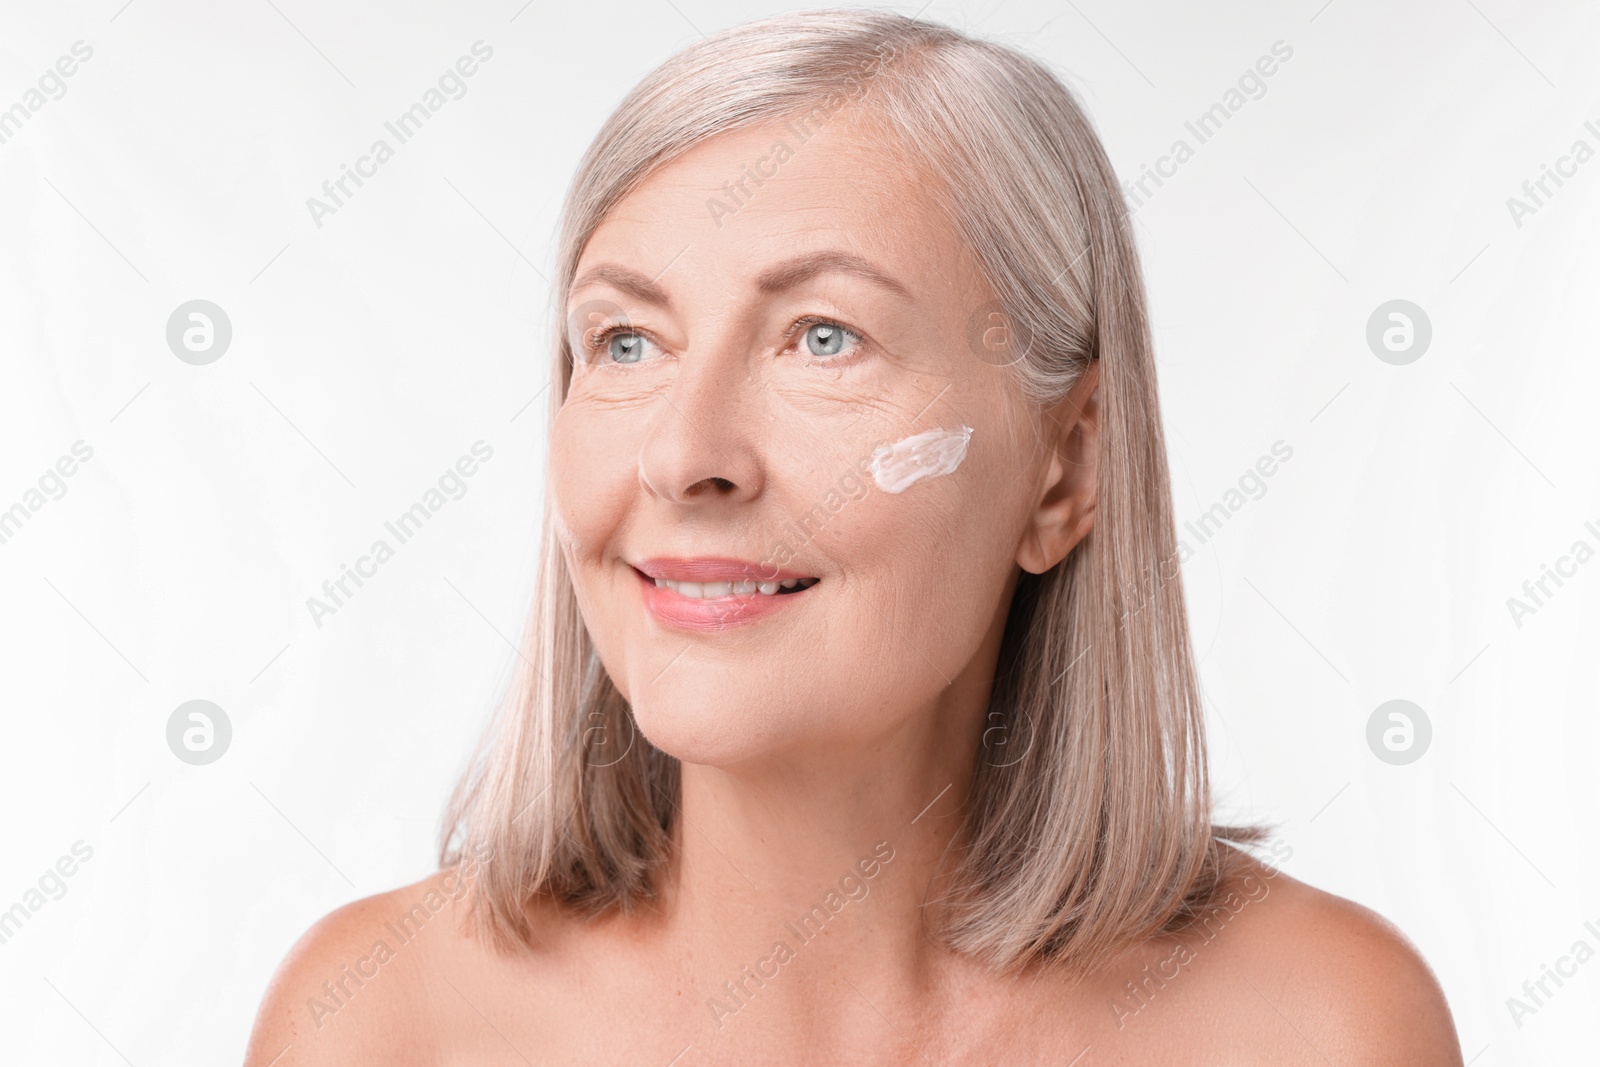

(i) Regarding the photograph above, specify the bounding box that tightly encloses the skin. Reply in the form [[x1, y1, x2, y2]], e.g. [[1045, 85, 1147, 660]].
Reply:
[[244, 111, 1462, 1065]]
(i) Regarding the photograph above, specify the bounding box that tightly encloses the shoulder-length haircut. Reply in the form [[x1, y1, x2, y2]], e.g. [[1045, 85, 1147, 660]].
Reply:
[[441, 7, 1263, 974]]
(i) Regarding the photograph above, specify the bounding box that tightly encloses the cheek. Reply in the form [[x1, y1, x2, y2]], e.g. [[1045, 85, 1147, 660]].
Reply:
[[835, 423, 1000, 558], [548, 401, 641, 561], [804, 429, 1013, 649], [547, 404, 648, 687]]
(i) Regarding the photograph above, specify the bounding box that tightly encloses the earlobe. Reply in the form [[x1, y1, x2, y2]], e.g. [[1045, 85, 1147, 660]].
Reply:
[[1016, 362, 1100, 575]]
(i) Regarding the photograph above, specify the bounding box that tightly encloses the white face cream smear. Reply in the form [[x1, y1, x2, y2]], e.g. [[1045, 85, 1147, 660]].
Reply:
[[869, 425, 974, 494]]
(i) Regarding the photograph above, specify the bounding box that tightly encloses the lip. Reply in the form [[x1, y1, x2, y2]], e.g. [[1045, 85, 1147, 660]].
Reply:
[[633, 556, 817, 583], [631, 557, 820, 633]]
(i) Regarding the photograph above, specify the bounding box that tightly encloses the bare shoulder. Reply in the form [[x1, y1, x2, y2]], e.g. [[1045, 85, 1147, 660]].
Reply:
[[243, 865, 490, 1067], [1190, 849, 1463, 1065]]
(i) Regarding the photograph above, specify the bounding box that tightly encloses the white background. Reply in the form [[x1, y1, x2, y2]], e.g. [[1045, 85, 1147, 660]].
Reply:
[[2, 0, 1597, 1062]]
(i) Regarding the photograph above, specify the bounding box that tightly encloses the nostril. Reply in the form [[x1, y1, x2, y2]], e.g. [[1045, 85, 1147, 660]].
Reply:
[[674, 476, 738, 500]]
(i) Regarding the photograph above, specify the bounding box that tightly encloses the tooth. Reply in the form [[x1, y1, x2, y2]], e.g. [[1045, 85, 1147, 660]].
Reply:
[[656, 576, 808, 598]]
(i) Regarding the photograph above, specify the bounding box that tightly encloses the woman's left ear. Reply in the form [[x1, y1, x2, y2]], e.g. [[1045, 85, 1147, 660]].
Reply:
[[1016, 360, 1100, 575]]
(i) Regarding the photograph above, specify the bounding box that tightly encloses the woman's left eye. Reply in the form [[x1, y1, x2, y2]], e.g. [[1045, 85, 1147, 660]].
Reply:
[[794, 318, 864, 363]]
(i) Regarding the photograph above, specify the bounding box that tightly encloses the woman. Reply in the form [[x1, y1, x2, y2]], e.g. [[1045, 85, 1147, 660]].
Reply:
[[246, 10, 1461, 1063]]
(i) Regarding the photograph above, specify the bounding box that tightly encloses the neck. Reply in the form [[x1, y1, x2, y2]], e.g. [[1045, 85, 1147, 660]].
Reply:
[[604, 567, 1026, 1048], [644, 636, 1004, 1041]]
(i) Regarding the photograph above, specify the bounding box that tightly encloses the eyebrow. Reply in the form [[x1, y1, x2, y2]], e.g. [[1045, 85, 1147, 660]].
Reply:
[[754, 250, 914, 301], [568, 250, 914, 309], [568, 263, 673, 309]]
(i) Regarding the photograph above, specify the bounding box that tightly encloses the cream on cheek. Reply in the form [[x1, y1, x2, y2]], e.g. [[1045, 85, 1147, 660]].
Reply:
[[868, 425, 975, 493]]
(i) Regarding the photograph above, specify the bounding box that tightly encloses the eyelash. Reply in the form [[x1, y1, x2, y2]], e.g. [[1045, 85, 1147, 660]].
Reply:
[[580, 315, 866, 368]]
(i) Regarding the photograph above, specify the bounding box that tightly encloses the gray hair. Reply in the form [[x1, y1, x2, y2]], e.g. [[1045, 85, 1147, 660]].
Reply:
[[441, 7, 1263, 974]]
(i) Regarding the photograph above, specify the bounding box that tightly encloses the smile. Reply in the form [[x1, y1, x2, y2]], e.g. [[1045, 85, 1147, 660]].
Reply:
[[630, 558, 821, 632], [650, 576, 820, 599]]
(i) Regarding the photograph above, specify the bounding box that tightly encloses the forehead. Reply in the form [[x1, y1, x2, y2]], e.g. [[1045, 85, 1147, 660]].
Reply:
[[574, 112, 983, 300]]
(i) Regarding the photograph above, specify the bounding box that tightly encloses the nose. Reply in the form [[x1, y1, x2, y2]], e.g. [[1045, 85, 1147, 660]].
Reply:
[[636, 341, 764, 506]]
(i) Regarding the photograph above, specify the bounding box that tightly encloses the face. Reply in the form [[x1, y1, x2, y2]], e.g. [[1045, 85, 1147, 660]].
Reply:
[[550, 111, 1079, 768]]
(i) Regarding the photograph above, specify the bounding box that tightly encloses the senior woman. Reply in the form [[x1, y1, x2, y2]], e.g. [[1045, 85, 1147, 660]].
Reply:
[[246, 10, 1460, 1064]]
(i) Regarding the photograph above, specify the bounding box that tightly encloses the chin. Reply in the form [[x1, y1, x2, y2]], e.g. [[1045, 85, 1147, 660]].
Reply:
[[627, 685, 820, 769]]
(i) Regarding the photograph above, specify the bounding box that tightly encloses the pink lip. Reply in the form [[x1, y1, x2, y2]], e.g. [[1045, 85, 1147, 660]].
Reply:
[[631, 558, 819, 633]]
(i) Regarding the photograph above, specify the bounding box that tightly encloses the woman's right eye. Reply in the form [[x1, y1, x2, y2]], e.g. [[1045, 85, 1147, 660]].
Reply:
[[586, 326, 657, 366]]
